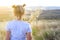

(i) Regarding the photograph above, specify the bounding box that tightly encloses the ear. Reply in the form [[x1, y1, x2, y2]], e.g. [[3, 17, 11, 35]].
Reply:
[[12, 5, 16, 8], [23, 4, 26, 7]]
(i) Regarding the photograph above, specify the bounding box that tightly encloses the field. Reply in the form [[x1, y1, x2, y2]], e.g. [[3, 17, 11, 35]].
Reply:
[[32, 20, 60, 40], [0, 20, 60, 40], [0, 7, 60, 40]]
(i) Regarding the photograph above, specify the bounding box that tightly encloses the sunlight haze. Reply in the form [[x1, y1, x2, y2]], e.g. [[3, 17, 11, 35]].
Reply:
[[0, 0, 60, 7]]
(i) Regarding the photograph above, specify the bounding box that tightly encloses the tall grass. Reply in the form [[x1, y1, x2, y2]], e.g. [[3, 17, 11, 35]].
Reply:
[[32, 20, 60, 40], [0, 8, 60, 40]]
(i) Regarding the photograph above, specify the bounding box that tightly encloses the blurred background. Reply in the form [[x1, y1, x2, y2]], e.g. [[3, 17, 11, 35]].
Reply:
[[0, 0, 60, 40]]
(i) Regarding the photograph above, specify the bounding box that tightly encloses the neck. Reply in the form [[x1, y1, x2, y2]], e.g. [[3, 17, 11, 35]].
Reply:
[[16, 16, 22, 20]]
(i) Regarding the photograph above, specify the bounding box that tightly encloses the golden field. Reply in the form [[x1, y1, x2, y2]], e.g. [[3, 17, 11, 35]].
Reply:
[[0, 7, 60, 40]]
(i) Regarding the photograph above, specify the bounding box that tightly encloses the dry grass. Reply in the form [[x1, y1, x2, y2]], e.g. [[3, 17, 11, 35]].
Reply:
[[0, 8, 60, 40]]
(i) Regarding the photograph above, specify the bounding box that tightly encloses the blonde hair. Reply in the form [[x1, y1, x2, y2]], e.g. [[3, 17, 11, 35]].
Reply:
[[12, 4, 26, 16]]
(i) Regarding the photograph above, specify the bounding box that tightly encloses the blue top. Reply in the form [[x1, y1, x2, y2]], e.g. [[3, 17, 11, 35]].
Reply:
[[6, 20, 31, 40]]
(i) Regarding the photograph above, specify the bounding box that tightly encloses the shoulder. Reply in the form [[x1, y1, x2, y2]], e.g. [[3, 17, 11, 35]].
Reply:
[[22, 21, 32, 32], [22, 21, 31, 29], [6, 20, 16, 31], [6, 20, 16, 28], [6, 20, 16, 27]]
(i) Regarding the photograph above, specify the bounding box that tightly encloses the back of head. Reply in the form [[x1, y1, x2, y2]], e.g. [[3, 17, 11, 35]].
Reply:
[[12, 4, 26, 16]]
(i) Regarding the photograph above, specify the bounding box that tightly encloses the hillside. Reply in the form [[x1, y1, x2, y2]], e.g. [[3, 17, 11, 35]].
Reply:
[[38, 9, 60, 20], [0, 6, 60, 21]]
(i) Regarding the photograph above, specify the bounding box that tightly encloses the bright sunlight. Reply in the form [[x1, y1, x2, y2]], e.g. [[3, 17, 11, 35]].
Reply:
[[0, 0, 60, 7]]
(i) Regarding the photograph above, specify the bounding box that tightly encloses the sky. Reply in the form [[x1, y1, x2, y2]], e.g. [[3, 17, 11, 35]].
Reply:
[[0, 0, 60, 7]]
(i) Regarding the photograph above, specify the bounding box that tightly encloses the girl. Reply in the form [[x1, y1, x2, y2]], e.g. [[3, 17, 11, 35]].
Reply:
[[6, 4, 32, 40]]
